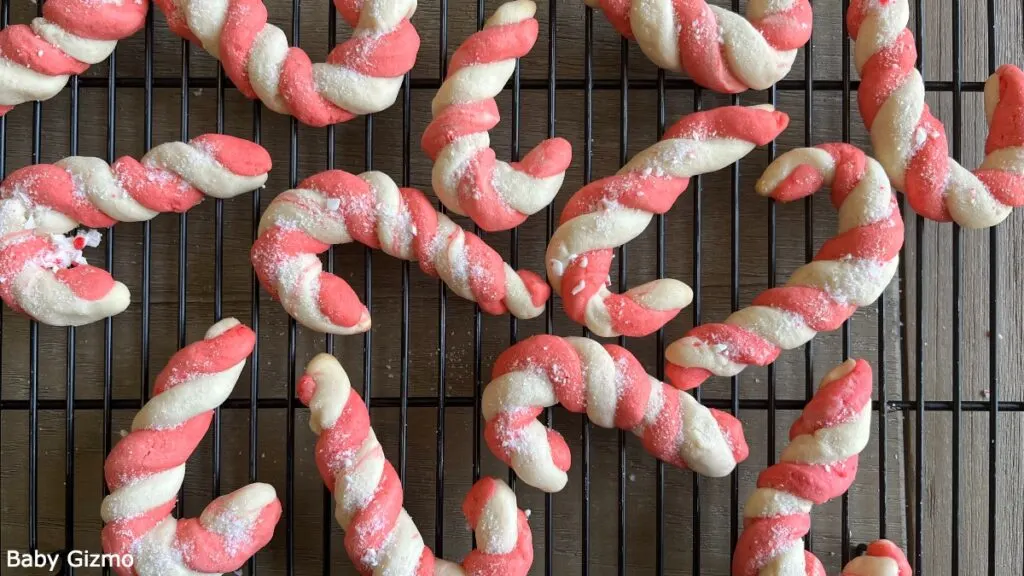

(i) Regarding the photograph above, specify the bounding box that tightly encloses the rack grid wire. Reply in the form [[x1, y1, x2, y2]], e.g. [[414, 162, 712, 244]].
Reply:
[[1, 0, 1023, 575]]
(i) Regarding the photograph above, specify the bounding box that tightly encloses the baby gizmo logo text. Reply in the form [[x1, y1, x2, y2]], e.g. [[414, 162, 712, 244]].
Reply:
[[6, 549, 133, 572]]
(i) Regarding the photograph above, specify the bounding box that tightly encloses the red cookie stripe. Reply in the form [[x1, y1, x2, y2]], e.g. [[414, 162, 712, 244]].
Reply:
[[751, 1, 814, 51], [421, 101, 502, 159], [53, 263, 119, 301], [43, 0, 148, 41], [448, 19, 539, 76], [112, 157, 205, 214], [665, 106, 791, 144], [0, 25, 88, 75], [175, 502, 282, 574], [327, 20, 421, 77], [1, 164, 115, 228], [191, 134, 273, 177], [855, 540, 914, 576], [279, 47, 356, 127], [734, 514, 812, 576]]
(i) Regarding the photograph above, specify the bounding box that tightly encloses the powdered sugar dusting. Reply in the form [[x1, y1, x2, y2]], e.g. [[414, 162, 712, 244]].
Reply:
[[213, 508, 257, 558]]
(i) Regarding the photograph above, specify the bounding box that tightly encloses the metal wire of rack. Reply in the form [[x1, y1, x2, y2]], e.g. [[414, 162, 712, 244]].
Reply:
[[0, 1, 1023, 575]]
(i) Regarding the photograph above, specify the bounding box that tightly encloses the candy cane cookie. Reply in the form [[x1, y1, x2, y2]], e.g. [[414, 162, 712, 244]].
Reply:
[[299, 354, 533, 576], [733, 359, 872, 576], [101, 319, 281, 576], [547, 105, 788, 338], [665, 144, 903, 390], [0, 0, 146, 116], [482, 334, 748, 493], [584, 0, 812, 94], [848, 0, 1024, 228], [154, 0, 419, 127], [0, 135, 271, 326], [422, 0, 572, 232], [251, 169, 548, 335], [842, 540, 913, 576]]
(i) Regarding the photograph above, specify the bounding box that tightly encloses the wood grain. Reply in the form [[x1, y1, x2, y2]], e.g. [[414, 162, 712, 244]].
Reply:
[[1, 0, 1022, 574]]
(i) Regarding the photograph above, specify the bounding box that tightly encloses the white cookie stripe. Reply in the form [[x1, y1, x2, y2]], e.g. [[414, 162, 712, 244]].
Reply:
[[101, 320, 281, 576]]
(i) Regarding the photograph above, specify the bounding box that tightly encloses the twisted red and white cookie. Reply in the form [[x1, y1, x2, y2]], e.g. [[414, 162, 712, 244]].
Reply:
[[733, 359, 873, 576], [665, 144, 903, 390], [0, 0, 146, 115], [154, 0, 419, 127], [547, 105, 788, 337], [300, 354, 533, 576], [251, 169, 548, 335], [585, 0, 812, 93], [848, 0, 1024, 228], [482, 334, 748, 493], [0, 135, 271, 326], [422, 0, 572, 232], [101, 319, 281, 576]]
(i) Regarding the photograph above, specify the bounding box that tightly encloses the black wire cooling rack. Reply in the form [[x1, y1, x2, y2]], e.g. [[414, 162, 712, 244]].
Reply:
[[1, 0, 1023, 575]]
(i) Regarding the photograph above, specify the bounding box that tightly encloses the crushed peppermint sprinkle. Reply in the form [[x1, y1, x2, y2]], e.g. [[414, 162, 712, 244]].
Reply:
[[570, 280, 586, 296], [549, 258, 564, 276], [601, 197, 621, 211], [323, 197, 342, 211]]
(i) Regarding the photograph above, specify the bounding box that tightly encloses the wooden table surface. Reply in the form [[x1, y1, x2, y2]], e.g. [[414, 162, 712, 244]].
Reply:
[[1, 1, 1022, 574]]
